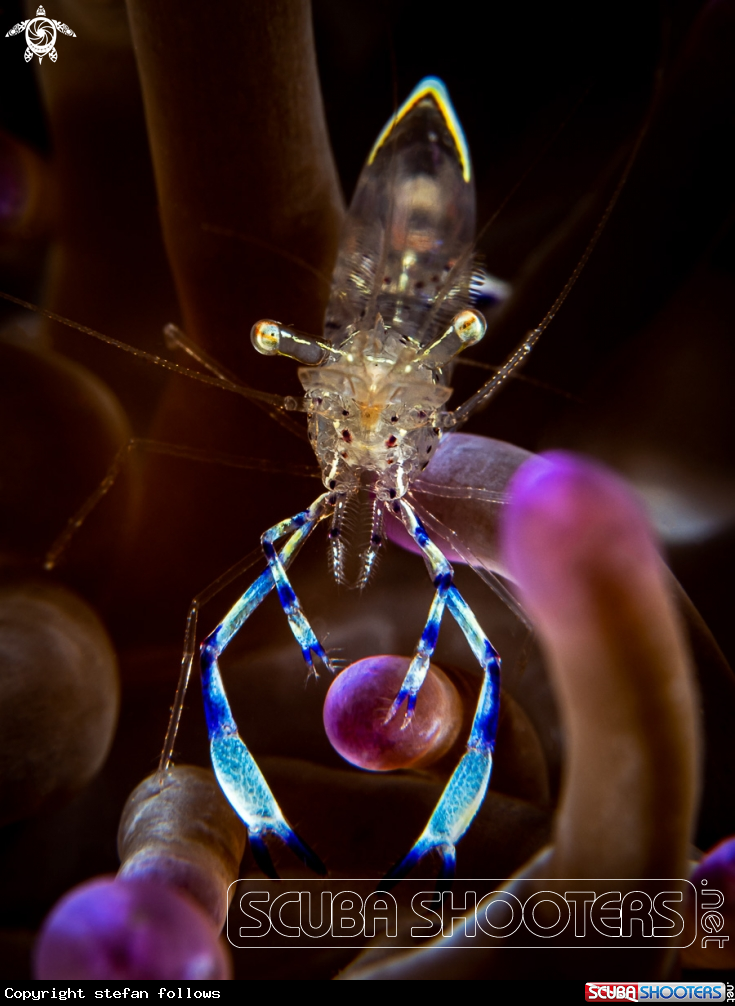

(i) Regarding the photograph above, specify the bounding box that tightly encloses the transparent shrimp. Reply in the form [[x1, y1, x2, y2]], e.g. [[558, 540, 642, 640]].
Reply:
[[0, 54, 654, 888], [190, 76, 652, 883], [0, 48, 657, 889]]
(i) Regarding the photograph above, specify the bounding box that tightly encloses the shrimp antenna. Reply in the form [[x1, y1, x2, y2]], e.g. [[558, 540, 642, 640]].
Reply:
[[415, 80, 594, 348], [0, 291, 303, 413], [445, 57, 666, 429]]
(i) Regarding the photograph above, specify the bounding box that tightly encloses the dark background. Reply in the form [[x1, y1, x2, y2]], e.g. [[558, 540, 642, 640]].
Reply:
[[0, 0, 733, 980]]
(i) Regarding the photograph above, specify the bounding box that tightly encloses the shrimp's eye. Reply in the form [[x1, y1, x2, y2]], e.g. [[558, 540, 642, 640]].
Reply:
[[452, 309, 486, 348], [250, 320, 281, 355]]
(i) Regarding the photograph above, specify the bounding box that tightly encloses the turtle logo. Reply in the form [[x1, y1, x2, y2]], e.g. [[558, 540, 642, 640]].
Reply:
[[5, 5, 75, 64]]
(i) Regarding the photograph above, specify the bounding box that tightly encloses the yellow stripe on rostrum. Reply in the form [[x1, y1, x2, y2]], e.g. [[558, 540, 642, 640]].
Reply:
[[367, 76, 471, 184]]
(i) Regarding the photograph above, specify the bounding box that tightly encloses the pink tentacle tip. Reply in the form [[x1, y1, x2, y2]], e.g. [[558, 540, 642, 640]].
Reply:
[[323, 655, 462, 771], [499, 451, 661, 617], [33, 876, 232, 980], [691, 836, 735, 896]]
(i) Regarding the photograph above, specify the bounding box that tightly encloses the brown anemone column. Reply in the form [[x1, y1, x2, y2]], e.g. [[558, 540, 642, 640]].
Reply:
[[123, 1, 344, 638]]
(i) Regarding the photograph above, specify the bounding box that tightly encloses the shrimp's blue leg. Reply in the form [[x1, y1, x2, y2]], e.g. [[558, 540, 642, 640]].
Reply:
[[200, 499, 331, 877], [385, 500, 453, 724], [262, 493, 336, 676], [382, 502, 501, 886]]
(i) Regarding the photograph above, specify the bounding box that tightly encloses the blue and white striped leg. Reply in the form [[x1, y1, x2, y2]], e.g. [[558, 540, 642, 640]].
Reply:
[[200, 511, 328, 877], [383, 560, 501, 886], [385, 500, 453, 725], [262, 493, 335, 676]]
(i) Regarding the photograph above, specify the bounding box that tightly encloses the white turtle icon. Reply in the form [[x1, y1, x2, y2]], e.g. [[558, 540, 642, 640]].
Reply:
[[5, 5, 75, 64]]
